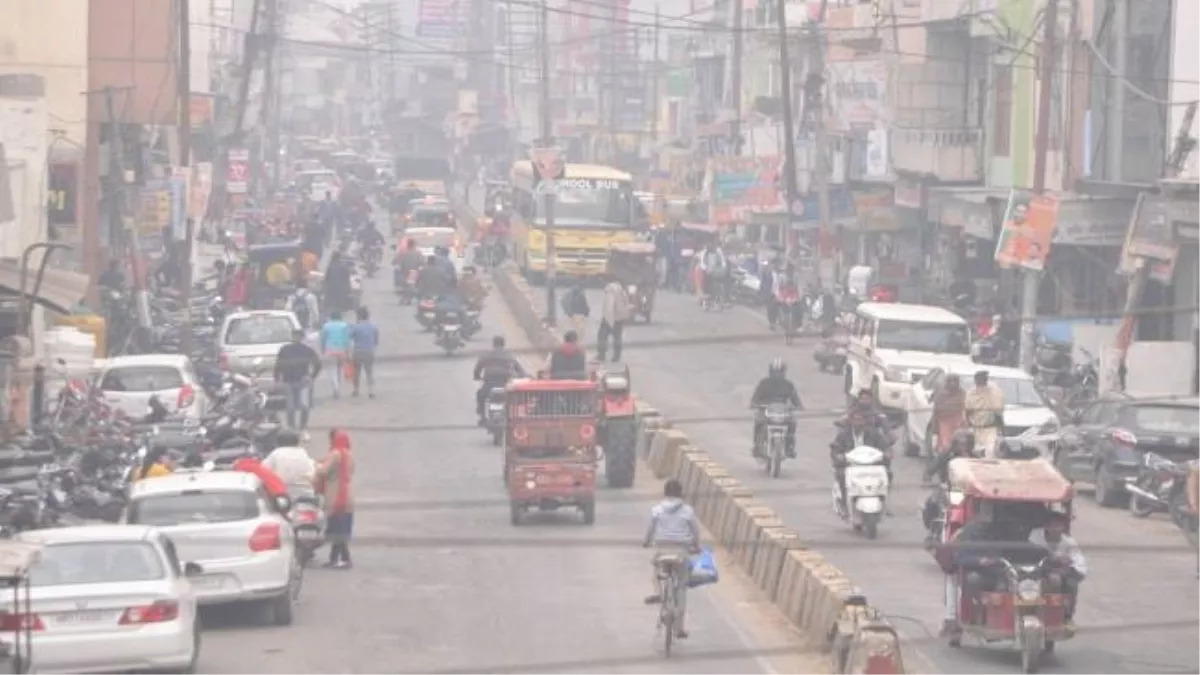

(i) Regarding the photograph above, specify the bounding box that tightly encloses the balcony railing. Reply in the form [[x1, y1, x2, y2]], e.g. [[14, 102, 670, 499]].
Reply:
[[891, 127, 982, 182]]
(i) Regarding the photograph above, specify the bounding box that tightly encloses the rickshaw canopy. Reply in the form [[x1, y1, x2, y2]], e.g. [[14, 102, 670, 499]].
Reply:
[[246, 241, 302, 265], [947, 458, 1073, 503]]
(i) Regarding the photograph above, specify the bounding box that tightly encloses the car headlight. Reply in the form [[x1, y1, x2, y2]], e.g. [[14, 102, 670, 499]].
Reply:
[[1038, 419, 1059, 434], [883, 367, 908, 382], [1017, 578, 1042, 601]]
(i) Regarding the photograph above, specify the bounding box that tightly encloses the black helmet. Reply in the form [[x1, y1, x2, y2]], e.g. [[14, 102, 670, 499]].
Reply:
[[768, 357, 786, 377]]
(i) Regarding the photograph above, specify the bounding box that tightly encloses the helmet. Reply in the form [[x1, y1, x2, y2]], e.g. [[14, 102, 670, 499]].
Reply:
[[768, 358, 786, 377]]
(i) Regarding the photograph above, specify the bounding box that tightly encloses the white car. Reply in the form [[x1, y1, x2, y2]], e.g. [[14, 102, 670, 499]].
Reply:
[[218, 310, 302, 407], [98, 354, 211, 421], [404, 225, 468, 275], [295, 168, 340, 201], [124, 471, 300, 625], [901, 364, 1061, 456], [12, 525, 201, 674], [844, 302, 976, 411]]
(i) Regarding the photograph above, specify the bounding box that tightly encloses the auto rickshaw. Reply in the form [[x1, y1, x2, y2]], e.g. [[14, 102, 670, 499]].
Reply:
[[934, 457, 1076, 673], [245, 240, 303, 309], [503, 378, 599, 526], [606, 242, 657, 323], [0, 541, 41, 673], [673, 222, 720, 293]]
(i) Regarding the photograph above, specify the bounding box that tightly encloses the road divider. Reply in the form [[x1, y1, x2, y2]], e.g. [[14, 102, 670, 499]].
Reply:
[[458, 195, 905, 674]]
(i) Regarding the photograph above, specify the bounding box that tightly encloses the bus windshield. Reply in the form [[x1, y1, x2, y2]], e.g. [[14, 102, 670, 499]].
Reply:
[[542, 180, 635, 226]]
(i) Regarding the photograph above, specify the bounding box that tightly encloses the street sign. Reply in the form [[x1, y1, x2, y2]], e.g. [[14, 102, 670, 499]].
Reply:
[[227, 149, 250, 194]]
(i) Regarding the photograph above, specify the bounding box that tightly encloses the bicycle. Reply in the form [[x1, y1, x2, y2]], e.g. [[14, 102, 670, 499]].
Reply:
[[654, 554, 687, 656]]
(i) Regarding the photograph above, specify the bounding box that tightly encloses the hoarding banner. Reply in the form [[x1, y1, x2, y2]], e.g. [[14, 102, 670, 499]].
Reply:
[[170, 167, 189, 241], [188, 162, 213, 222], [707, 156, 781, 225], [418, 0, 464, 38], [46, 162, 79, 226], [994, 189, 1059, 271], [227, 149, 250, 194], [1117, 193, 1178, 284]]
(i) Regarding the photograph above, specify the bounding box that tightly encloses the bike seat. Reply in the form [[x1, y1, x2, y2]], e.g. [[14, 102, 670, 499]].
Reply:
[[655, 554, 687, 568]]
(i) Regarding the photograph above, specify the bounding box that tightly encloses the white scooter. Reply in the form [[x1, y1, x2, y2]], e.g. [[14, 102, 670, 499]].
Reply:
[[833, 445, 891, 539]]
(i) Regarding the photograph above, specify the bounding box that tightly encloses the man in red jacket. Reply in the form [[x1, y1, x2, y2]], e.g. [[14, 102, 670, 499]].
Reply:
[[232, 456, 290, 500]]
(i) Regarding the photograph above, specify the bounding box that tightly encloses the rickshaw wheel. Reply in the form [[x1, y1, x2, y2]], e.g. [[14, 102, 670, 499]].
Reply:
[[948, 634, 961, 648], [510, 503, 523, 526], [1043, 641, 1055, 655], [581, 500, 596, 525]]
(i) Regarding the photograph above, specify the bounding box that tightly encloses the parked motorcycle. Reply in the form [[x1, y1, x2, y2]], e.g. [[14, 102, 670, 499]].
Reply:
[[1125, 453, 1196, 525], [833, 445, 891, 539]]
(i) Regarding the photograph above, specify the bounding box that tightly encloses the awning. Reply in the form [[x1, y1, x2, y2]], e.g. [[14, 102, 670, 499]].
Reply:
[[0, 259, 90, 314]]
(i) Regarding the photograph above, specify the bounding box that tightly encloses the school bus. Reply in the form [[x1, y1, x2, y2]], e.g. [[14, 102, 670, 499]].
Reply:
[[509, 161, 647, 283]]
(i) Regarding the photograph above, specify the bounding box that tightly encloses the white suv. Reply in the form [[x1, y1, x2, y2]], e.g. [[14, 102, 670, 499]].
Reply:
[[124, 470, 300, 625], [844, 302, 976, 412]]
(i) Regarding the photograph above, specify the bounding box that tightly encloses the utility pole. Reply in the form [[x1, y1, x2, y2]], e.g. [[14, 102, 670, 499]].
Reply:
[[505, 1, 516, 129], [386, 3, 398, 109], [650, 6, 661, 143], [808, 0, 832, 282], [259, 0, 280, 198], [209, 0, 264, 220], [730, 0, 744, 154], [776, 0, 806, 264], [606, 0, 619, 163], [178, 0, 196, 355], [539, 0, 559, 326], [1105, 0, 1127, 182], [1019, 0, 1059, 370]]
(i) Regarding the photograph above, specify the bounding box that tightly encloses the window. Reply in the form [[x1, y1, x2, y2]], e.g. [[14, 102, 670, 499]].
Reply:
[[992, 377, 1047, 408], [101, 366, 184, 392], [1122, 404, 1200, 435], [224, 315, 296, 345], [129, 491, 259, 526], [874, 320, 971, 354], [27, 542, 166, 587], [160, 536, 183, 577], [992, 65, 1013, 157]]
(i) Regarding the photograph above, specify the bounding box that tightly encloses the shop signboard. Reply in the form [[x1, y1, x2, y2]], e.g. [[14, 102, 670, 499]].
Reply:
[[708, 156, 781, 224]]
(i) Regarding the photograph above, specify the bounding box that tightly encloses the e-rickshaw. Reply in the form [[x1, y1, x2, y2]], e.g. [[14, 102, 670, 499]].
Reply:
[[502, 378, 599, 526], [245, 240, 303, 309], [607, 242, 657, 323], [935, 458, 1076, 673]]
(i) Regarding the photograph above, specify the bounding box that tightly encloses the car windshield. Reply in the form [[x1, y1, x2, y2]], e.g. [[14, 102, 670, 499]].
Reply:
[[992, 377, 1046, 408], [548, 183, 634, 225], [100, 365, 184, 392], [1125, 404, 1200, 435], [875, 320, 970, 354], [27, 542, 166, 586], [407, 229, 455, 248], [224, 315, 294, 345], [128, 490, 259, 526]]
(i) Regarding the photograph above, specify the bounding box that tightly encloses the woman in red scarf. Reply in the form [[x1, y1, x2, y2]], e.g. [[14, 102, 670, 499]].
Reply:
[[315, 428, 356, 568]]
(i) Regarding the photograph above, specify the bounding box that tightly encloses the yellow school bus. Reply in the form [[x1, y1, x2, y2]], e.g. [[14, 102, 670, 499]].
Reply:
[[510, 161, 645, 282]]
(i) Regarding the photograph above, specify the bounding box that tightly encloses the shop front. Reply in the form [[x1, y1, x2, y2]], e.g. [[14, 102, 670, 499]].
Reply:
[[843, 187, 929, 301]]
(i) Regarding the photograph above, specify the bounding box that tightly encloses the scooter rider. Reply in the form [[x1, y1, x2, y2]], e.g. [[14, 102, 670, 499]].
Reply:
[[830, 406, 893, 509], [473, 336, 527, 424], [749, 358, 803, 458]]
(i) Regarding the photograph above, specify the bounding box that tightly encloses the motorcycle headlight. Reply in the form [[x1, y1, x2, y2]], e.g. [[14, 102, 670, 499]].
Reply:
[[1017, 578, 1042, 601]]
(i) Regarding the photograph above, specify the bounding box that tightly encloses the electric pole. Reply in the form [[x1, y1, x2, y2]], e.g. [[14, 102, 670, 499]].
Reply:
[[539, 0, 559, 326], [808, 0, 832, 282], [606, 0, 619, 162], [775, 0, 802, 262], [209, 0, 264, 220], [178, 0, 196, 354], [1019, 0, 1058, 370], [651, 6, 661, 143], [730, 0, 744, 154], [257, 0, 280, 200]]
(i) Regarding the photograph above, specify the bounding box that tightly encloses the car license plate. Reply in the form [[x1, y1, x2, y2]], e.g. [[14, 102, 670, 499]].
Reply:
[[191, 575, 226, 590], [488, 404, 504, 412], [296, 528, 322, 541], [443, 325, 460, 331], [55, 610, 116, 624]]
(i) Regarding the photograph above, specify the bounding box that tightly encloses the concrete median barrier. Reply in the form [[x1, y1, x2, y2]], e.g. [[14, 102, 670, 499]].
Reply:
[[477, 199, 904, 671]]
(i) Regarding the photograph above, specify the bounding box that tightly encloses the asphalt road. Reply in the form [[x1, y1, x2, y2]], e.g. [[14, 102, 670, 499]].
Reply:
[[190, 241, 822, 672], [553, 280, 1199, 674]]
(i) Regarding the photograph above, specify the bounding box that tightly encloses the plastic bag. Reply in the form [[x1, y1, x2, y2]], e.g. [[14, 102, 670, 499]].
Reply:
[[688, 547, 719, 588]]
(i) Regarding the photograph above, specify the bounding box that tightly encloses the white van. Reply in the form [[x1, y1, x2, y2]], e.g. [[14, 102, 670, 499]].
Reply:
[[844, 302, 975, 411]]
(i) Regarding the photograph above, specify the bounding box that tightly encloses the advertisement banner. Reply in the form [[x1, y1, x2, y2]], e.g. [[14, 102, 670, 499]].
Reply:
[[46, 162, 79, 225], [418, 0, 464, 38], [827, 59, 890, 130], [227, 148, 250, 194], [994, 190, 1059, 271], [707, 156, 781, 225], [188, 162, 213, 222], [169, 168, 189, 241]]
